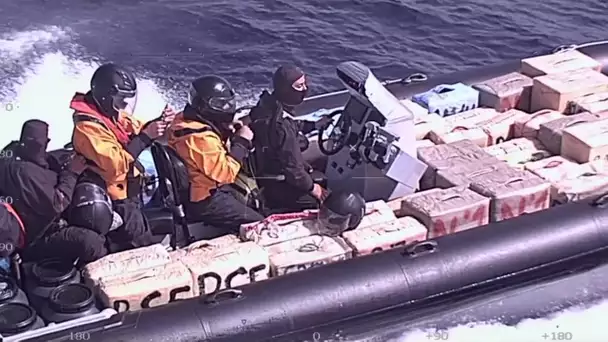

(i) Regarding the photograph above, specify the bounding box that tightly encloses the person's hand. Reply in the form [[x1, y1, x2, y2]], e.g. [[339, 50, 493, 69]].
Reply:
[[235, 124, 254, 141], [310, 183, 329, 201], [142, 120, 168, 140], [314, 115, 334, 130], [68, 154, 87, 174], [161, 104, 177, 124]]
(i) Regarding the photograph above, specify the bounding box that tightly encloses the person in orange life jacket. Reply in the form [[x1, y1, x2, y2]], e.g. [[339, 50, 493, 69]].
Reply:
[[167, 75, 264, 232], [0, 120, 109, 264], [70, 63, 176, 252], [249, 65, 331, 213]]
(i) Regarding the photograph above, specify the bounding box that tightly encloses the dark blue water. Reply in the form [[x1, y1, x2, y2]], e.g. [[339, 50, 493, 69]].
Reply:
[[1, 0, 607, 95]]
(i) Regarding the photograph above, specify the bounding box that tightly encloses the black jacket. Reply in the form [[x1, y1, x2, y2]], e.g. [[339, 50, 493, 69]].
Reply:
[[249, 91, 317, 193], [0, 155, 79, 245], [0, 205, 21, 257]]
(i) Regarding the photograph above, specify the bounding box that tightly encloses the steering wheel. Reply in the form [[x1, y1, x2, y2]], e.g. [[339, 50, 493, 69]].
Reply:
[[317, 109, 352, 156]]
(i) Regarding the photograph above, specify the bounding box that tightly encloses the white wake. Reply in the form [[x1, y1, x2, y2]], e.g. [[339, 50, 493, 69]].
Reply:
[[397, 299, 606, 341], [0, 27, 175, 150], [0, 26, 606, 342]]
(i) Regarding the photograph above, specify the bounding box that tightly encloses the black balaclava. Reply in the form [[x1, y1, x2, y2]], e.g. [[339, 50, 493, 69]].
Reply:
[[272, 65, 308, 112], [18, 119, 50, 168]]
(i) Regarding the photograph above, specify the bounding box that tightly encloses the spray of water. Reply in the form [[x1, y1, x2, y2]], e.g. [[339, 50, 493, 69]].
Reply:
[[0, 27, 169, 150], [0, 26, 606, 341], [397, 298, 606, 341]]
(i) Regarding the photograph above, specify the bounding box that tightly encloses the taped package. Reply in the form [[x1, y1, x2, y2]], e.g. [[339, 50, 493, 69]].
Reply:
[[443, 108, 500, 127], [473, 72, 533, 112], [179, 241, 270, 296], [429, 126, 489, 147], [342, 216, 427, 256], [561, 118, 608, 163], [358, 200, 399, 228], [240, 212, 320, 246], [484, 137, 547, 155], [169, 234, 242, 261], [495, 150, 551, 169], [437, 163, 510, 188], [418, 139, 500, 189], [530, 69, 608, 112], [521, 49, 601, 78], [414, 113, 444, 140], [468, 167, 551, 222], [98, 261, 194, 312], [483, 138, 551, 170], [567, 91, 608, 114], [83, 244, 171, 286], [537, 112, 599, 155], [513, 109, 565, 138], [524, 155, 586, 183], [553, 166, 608, 204], [478, 109, 528, 145], [429, 108, 502, 146], [400, 186, 490, 238], [240, 201, 396, 246], [267, 235, 353, 276]]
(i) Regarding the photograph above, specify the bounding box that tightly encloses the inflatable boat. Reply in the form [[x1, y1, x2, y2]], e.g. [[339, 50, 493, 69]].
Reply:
[[4, 40, 608, 342]]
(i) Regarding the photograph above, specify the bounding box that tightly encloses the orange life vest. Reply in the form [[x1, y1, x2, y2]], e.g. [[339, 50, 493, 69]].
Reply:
[[70, 93, 144, 200], [70, 93, 132, 145]]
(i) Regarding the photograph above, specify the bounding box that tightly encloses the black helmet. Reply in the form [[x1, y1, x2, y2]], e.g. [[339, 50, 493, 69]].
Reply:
[[67, 183, 114, 236], [90, 63, 138, 117], [188, 75, 237, 122], [318, 191, 366, 236]]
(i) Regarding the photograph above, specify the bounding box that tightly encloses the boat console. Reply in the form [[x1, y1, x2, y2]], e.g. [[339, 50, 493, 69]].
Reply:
[[317, 61, 427, 201]]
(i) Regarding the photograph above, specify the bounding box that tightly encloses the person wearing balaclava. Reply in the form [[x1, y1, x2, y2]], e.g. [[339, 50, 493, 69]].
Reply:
[[0, 120, 110, 264], [167, 75, 264, 234], [249, 65, 331, 213]]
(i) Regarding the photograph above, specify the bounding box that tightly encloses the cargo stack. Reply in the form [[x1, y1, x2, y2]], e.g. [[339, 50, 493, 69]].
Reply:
[[82, 237, 270, 313], [393, 48, 608, 234], [240, 200, 429, 276]]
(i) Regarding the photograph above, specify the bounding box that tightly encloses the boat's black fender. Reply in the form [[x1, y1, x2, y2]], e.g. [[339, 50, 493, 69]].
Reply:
[[269, 248, 608, 342], [29, 199, 608, 342], [298, 42, 608, 115]]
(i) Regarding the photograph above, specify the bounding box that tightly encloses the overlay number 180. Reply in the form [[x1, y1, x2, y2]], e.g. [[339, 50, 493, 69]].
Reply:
[[70, 332, 90, 340]]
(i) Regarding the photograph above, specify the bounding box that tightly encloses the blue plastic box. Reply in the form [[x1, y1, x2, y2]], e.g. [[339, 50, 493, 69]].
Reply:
[[412, 83, 479, 117]]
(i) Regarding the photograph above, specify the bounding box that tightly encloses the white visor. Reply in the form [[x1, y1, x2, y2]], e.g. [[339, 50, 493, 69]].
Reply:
[[113, 93, 138, 116]]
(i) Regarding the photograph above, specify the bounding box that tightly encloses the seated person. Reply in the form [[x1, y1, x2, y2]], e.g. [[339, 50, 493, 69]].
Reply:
[[70, 63, 175, 253], [249, 65, 331, 212], [167, 75, 264, 233], [0, 120, 109, 264]]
